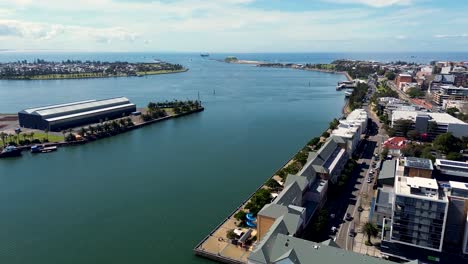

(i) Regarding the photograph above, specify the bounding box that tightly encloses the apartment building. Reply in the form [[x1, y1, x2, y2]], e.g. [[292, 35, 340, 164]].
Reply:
[[331, 109, 368, 156], [433, 85, 468, 106], [390, 176, 449, 252], [391, 110, 468, 138]]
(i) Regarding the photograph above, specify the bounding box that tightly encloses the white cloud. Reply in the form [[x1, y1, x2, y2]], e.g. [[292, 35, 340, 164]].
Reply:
[[326, 0, 412, 7], [396, 35, 407, 39], [434, 33, 468, 39]]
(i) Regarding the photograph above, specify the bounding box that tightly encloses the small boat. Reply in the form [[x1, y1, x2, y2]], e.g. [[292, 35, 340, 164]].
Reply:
[[31, 145, 42, 153], [31, 145, 58, 154], [344, 91, 353, 97], [200, 53, 209, 57], [0, 145, 22, 158], [41, 146, 57, 153]]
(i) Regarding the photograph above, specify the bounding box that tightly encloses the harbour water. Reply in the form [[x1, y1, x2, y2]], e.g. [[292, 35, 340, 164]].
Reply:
[[0, 52, 466, 264]]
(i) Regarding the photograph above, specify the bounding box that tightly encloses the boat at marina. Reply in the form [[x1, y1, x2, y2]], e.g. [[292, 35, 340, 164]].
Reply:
[[344, 91, 353, 97], [0, 146, 22, 158], [31, 145, 58, 154]]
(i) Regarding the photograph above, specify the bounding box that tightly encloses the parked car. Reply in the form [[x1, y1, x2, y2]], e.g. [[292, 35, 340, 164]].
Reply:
[[345, 213, 353, 221]]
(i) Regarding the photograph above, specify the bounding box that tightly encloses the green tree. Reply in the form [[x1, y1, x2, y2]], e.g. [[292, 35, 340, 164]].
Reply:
[[433, 133, 463, 154], [266, 178, 281, 189], [393, 119, 413, 137], [385, 71, 396, 80], [313, 209, 329, 233], [446, 152, 463, 161], [421, 146, 435, 162], [226, 229, 237, 240], [308, 137, 320, 147], [0, 132, 7, 147], [245, 189, 272, 216], [446, 107, 459, 117], [44, 128, 49, 141], [406, 87, 424, 98], [381, 147, 389, 159], [234, 210, 247, 222], [363, 222, 379, 245], [407, 130, 419, 140]]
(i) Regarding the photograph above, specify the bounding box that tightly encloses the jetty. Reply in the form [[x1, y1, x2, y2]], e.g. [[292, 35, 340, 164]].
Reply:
[[336, 81, 357, 90]]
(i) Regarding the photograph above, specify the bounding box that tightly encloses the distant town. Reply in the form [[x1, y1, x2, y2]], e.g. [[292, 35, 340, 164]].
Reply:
[[196, 57, 468, 264], [0, 59, 187, 80]]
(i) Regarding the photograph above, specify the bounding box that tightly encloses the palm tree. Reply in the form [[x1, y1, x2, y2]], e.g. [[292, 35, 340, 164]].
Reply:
[[363, 222, 379, 246], [30, 132, 35, 142], [79, 127, 87, 137], [0, 132, 7, 147], [44, 128, 49, 141], [15, 129, 21, 144]]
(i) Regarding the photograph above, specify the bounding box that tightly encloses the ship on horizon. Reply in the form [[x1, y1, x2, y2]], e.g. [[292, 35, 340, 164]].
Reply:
[[200, 53, 209, 57]]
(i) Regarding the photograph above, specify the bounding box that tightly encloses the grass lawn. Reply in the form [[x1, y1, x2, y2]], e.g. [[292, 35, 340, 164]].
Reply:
[[136, 69, 187, 76], [163, 108, 175, 116], [33, 132, 64, 143]]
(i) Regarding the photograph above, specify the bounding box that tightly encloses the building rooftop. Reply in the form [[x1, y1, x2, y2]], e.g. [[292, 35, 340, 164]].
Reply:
[[45, 103, 136, 123], [284, 174, 309, 192], [383, 137, 407, 150], [331, 123, 360, 139], [449, 181, 468, 191], [250, 233, 394, 264], [404, 157, 434, 171], [346, 109, 368, 122], [25, 97, 131, 118], [379, 160, 397, 181], [435, 159, 468, 169], [392, 110, 467, 125], [395, 176, 446, 201], [406, 177, 437, 189], [273, 181, 302, 207]]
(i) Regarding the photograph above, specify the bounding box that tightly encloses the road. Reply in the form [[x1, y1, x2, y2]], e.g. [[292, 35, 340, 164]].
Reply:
[[334, 79, 387, 250]]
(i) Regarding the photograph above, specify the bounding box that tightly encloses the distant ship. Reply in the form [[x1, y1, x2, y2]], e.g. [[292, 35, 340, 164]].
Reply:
[[200, 53, 210, 57]]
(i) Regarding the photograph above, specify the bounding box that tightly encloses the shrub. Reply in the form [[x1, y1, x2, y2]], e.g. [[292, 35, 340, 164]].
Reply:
[[322, 132, 330, 138], [266, 178, 280, 189]]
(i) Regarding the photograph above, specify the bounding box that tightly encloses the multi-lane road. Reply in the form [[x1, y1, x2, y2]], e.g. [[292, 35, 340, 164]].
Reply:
[[334, 80, 388, 250]]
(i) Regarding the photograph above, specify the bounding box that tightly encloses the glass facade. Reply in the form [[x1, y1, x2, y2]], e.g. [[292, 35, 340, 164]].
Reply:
[[391, 195, 447, 251]]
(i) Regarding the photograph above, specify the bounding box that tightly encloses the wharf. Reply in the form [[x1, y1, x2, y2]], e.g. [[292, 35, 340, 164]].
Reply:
[[0, 107, 204, 156]]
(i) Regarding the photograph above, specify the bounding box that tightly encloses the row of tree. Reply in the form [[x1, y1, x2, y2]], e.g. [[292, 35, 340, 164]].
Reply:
[[141, 100, 202, 122], [0, 131, 46, 147], [64, 117, 135, 142]]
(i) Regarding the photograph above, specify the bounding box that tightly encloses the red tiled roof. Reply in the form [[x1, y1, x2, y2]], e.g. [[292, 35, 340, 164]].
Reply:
[[383, 137, 408, 150]]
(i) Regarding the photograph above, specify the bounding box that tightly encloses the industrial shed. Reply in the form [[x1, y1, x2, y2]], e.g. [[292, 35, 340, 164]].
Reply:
[[18, 97, 136, 131]]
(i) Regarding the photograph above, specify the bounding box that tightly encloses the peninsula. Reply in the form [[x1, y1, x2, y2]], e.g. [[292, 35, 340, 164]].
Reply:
[[0, 59, 187, 80]]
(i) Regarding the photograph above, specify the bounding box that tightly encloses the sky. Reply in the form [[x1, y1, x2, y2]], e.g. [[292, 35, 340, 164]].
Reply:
[[0, 0, 467, 52]]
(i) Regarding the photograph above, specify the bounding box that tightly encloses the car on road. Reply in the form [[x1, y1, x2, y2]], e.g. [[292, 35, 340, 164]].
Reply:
[[367, 177, 372, 183], [331, 226, 337, 234], [345, 213, 352, 221], [349, 228, 355, 237]]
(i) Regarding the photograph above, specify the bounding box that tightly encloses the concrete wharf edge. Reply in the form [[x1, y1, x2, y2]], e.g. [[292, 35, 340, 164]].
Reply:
[[11, 107, 205, 152]]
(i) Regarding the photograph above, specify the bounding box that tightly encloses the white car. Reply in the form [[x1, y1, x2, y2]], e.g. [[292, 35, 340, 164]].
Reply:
[[367, 178, 372, 183]]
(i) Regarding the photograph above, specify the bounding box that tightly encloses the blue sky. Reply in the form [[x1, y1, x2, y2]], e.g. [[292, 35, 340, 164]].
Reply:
[[0, 0, 467, 52]]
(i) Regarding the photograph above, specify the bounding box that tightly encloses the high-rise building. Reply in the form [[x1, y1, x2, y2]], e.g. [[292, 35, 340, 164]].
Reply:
[[390, 176, 449, 252]]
